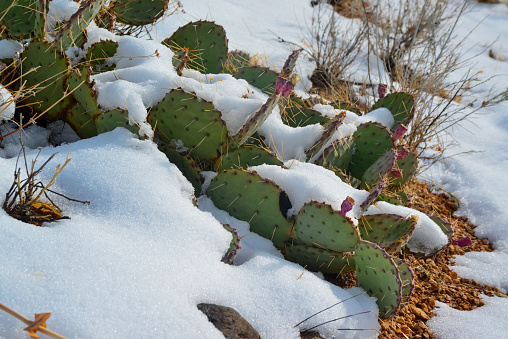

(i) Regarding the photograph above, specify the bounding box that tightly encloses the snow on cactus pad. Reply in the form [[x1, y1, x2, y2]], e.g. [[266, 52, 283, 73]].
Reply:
[[355, 240, 402, 319]]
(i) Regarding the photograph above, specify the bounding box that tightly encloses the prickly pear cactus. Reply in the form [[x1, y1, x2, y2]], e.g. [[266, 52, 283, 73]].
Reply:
[[86, 40, 118, 73], [370, 92, 414, 132], [234, 66, 278, 96], [148, 89, 228, 162], [164, 20, 228, 74], [66, 67, 101, 138], [0, 0, 41, 40], [314, 137, 354, 174], [221, 223, 241, 264], [282, 106, 330, 127], [112, 0, 169, 26], [95, 109, 140, 136], [294, 201, 360, 252], [355, 240, 403, 318], [284, 244, 355, 274], [218, 146, 283, 171], [393, 257, 415, 307], [230, 95, 279, 148], [305, 114, 346, 161], [20, 41, 72, 120], [349, 122, 394, 180], [206, 169, 293, 248], [358, 214, 416, 253], [360, 149, 397, 189], [52, 0, 108, 52], [391, 147, 418, 186], [223, 50, 251, 74]]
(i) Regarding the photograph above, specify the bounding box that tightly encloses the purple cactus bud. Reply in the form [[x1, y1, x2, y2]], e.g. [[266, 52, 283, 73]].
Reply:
[[275, 77, 294, 96], [378, 84, 387, 98], [452, 237, 472, 247], [389, 169, 403, 178], [392, 124, 408, 142], [339, 196, 355, 217], [397, 145, 410, 160]]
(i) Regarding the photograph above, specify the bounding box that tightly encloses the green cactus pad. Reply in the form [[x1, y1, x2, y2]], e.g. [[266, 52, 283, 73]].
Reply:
[[392, 257, 414, 307], [391, 148, 418, 186], [358, 214, 416, 253], [284, 244, 355, 274], [305, 114, 345, 161], [52, 0, 108, 52], [112, 0, 168, 26], [360, 179, 388, 211], [86, 40, 118, 73], [233, 66, 278, 96], [164, 20, 228, 74], [370, 92, 414, 131], [0, 0, 39, 40], [244, 132, 268, 148], [282, 106, 330, 127], [330, 101, 360, 114], [34, 0, 48, 39], [66, 66, 100, 138], [355, 240, 402, 318], [148, 89, 228, 162], [95, 109, 140, 136], [230, 95, 279, 148], [361, 149, 397, 189], [172, 48, 190, 76], [158, 144, 202, 194], [280, 49, 302, 77], [349, 122, 394, 180], [221, 224, 241, 265], [206, 169, 293, 248], [314, 137, 354, 173], [67, 104, 98, 139], [223, 50, 251, 75], [218, 146, 283, 171], [294, 201, 360, 252], [66, 67, 101, 118], [20, 41, 72, 120], [376, 191, 413, 206]]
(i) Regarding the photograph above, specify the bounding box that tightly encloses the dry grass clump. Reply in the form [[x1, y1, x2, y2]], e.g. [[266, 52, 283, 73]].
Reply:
[[304, 0, 508, 168]]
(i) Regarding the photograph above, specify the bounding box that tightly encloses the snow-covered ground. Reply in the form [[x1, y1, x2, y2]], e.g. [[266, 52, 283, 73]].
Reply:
[[0, 0, 507, 338]]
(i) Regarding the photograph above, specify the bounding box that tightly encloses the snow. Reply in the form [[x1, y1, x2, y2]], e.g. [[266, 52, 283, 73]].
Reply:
[[427, 296, 508, 339], [1, 0, 508, 337], [0, 129, 379, 339]]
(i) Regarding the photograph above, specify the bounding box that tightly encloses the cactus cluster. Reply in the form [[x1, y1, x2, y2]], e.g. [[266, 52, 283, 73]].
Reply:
[[0, 5, 451, 320], [0, 0, 169, 138], [206, 167, 420, 318]]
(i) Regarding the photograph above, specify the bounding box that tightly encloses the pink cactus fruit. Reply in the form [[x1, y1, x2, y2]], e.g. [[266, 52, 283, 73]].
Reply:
[[389, 169, 403, 178], [392, 124, 408, 142], [378, 84, 387, 98], [275, 77, 294, 96], [339, 196, 355, 217], [397, 145, 410, 160], [452, 237, 472, 247]]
